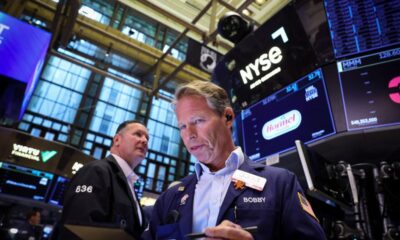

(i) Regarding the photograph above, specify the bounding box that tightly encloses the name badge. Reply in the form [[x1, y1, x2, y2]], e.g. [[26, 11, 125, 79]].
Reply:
[[232, 170, 266, 191]]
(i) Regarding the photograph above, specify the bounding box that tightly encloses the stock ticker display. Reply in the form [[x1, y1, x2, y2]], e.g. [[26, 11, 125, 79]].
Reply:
[[338, 47, 400, 130], [241, 69, 336, 162], [324, 0, 400, 58]]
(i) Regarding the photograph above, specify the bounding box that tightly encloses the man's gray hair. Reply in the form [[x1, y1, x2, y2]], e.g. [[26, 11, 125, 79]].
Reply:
[[173, 80, 231, 116]]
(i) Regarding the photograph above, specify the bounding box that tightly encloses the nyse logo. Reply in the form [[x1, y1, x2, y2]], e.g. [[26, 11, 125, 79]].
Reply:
[[305, 85, 318, 102], [239, 27, 288, 90], [0, 23, 10, 45]]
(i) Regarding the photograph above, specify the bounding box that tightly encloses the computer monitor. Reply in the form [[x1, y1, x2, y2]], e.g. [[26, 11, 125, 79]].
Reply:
[[324, 0, 400, 58], [294, 140, 352, 210], [337, 46, 400, 131], [0, 12, 51, 120], [0, 162, 54, 201], [241, 68, 336, 161], [47, 175, 70, 206]]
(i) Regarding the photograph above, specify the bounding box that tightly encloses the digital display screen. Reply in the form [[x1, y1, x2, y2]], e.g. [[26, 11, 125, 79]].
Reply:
[[241, 69, 336, 161], [0, 161, 54, 201], [0, 12, 51, 119], [324, 0, 400, 58], [213, 4, 318, 112], [338, 46, 400, 130], [47, 175, 70, 206]]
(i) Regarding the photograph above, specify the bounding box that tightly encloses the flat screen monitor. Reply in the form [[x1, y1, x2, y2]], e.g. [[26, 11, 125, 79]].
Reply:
[[47, 175, 70, 206], [0, 161, 54, 201], [241, 68, 336, 161], [0, 11, 51, 120], [294, 140, 352, 209], [338, 46, 400, 130], [324, 0, 400, 58]]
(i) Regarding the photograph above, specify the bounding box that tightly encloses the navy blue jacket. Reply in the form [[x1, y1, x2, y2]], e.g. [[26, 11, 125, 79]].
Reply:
[[142, 159, 326, 240]]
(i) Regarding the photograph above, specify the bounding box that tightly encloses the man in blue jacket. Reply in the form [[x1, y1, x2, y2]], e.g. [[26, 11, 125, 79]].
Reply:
[[143, 81, 326, 240]]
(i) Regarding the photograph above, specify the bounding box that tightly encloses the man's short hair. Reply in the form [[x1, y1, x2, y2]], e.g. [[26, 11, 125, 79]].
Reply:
[[115, 120, 144, 135], [173, 80, 231, 116]]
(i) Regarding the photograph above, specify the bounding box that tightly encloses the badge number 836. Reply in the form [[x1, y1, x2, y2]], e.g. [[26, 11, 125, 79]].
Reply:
[[75, 185, 93, 193]]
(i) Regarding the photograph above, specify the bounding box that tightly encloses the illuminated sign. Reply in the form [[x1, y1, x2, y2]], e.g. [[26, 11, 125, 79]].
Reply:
[[71, 162, 84, 175], [239, 46, 283, 89], [213, 5, 319, 111], [238, 27, 288, 90], [11, 143, 58, 162]]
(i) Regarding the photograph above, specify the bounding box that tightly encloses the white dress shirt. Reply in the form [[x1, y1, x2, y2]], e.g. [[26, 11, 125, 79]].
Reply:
[[192, 147, 245, 233], [112, 153, 143, 226]]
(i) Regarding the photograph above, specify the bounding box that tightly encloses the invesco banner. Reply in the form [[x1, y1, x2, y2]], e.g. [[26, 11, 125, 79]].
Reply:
[[213, 4, 318, 110]]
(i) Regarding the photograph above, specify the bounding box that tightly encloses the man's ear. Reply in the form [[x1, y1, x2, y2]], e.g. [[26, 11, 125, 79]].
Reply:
[[113, 134, 121, 146], [224, 107, 234, 123]]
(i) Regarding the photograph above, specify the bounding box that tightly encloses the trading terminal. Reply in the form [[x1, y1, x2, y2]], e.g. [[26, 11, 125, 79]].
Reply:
[[0, 0, 399, 239]]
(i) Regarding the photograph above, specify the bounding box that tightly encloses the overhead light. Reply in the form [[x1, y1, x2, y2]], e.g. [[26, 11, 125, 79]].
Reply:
[[242, 9, 252, 16], [105, 43, 113, 57], [255, 0, 266, 5]]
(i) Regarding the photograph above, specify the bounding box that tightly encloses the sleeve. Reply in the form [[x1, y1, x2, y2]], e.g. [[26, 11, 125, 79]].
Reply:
[[280, 170, 327, 240], [61, 164, 112, 225]]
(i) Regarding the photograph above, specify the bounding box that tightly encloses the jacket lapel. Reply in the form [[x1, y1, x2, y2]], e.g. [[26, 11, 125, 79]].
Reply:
[[216, 160, 264, 223], [176, 175, 197, 236]]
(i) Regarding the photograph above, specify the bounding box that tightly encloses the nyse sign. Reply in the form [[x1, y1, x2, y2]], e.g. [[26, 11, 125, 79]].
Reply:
[[239, 27, 289, 90], [215, 4, 318, 110]]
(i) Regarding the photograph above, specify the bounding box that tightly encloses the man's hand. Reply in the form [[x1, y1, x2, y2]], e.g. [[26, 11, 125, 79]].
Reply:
[[204, 220, 254, 240]]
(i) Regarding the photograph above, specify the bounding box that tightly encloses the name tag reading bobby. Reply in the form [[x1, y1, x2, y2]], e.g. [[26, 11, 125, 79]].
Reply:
[[232, 170, 266, 191]]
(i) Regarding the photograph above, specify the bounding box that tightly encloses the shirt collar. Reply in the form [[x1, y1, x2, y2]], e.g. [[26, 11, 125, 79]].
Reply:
[[111, 153, 138, 181], [194, 147, 245, 180]]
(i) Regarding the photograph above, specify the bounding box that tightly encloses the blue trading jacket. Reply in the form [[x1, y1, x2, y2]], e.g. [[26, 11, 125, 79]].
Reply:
[[142, 159, 327, 240]]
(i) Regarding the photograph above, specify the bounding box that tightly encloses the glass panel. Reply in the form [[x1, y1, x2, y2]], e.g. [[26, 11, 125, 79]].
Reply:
[[58, 134, 68, 142], [93, 147, 103, 159], [157, 166, 166, 180], [18, 122, 30, 131], [147, 163, 156, 178], [44, 132, 55, 141], [31, 128, 41, 137]]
